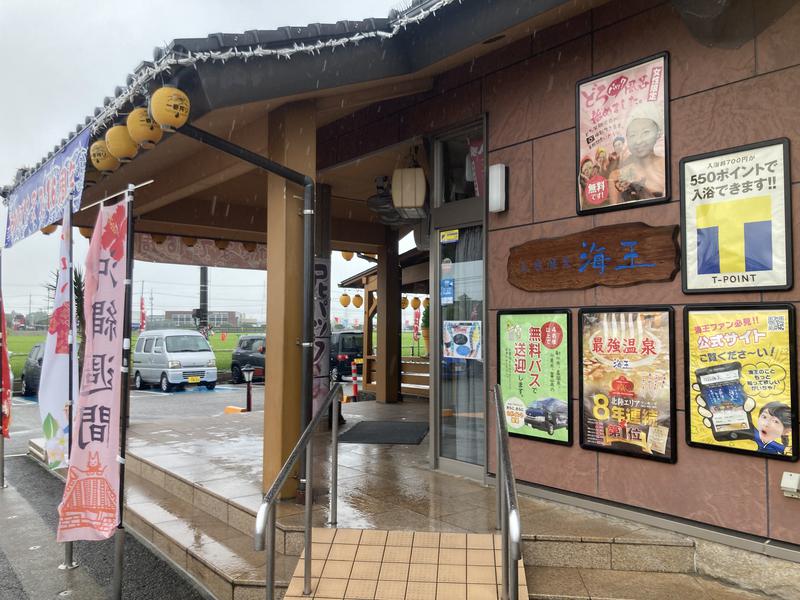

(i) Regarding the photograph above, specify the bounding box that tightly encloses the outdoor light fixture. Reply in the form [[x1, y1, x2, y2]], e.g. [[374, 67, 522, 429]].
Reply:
[[401, 296, 409, 309], [41, 224, 58, 235], [181, 236, 197, 247], [391, 167, 427, 219], [105, 124, 138, 162], [341, 251, 354, 261], [242, 242, 257, 252], [126, 107, 163, 149], [411, 297, 421, 310], [352, 294, 363, 309], [149, 86, 191, 131], [488, 163, 508, 213], [214, 239, 230, 251], [340, 293, 351, 308], [151, 234, 166, 244], [90, 140, 120, 174], [242, 364, 255, 383], [79, 227, 93, 239]]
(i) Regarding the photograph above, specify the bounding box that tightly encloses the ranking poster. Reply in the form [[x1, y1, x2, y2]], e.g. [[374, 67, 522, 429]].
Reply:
[[681, 139, 792, 293], [498, 311, 571, 445], [580, 308, 675, 462], [576, 53, 670, 214], [685, 305, 798, 461]]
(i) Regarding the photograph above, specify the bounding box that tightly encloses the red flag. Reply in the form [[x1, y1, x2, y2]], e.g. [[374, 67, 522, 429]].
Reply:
[[140, 295, 147, 332], [1, 298, 11, 438]]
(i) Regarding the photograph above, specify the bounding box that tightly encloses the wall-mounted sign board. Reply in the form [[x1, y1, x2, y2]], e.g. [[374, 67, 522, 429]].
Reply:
[[507, 222, 679, 292]]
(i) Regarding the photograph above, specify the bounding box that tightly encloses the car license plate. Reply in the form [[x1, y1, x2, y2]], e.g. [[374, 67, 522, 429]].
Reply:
[[354, 358, 363, 364], [188, 376, 201, 383]]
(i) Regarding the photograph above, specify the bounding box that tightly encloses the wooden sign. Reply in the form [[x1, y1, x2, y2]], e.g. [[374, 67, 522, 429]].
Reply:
[[508, 222, 679, 292]]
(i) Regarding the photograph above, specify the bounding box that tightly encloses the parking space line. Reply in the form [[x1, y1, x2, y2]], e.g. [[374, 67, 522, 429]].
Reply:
[[131, 390, 171, 397]]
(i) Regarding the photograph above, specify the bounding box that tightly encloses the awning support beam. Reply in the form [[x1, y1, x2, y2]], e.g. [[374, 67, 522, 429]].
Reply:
[[176, 122, 316, 438]]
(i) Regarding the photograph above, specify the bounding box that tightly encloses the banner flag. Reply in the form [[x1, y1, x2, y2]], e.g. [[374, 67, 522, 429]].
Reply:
[[5, 129, 89, 248], [38, 206, 78, 469], [140, 295, 147, 332], [1, 297, 11, 438], [58, 202, 128, 542]]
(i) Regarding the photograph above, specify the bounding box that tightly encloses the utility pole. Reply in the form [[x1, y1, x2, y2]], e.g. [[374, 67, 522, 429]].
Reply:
[[199, 266, 208, 329]]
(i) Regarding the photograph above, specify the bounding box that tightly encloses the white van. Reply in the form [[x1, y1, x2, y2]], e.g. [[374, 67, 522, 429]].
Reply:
[[133, 329, 218, 392]]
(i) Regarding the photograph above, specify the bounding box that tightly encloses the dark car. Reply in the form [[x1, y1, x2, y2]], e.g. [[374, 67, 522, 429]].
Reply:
[[20, 343, 44, 397], [329, 330, 363, 382], [524, 398, 569, 435], [231, 335, 265, 383]]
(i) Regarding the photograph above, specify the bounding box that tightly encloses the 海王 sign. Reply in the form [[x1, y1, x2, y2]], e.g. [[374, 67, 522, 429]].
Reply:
[[681, 139, 792, 293], [498, 310, 572, 446], [685, 304, 798, 461], [579, 307, 676, 462], [507, 222, 678, 292]]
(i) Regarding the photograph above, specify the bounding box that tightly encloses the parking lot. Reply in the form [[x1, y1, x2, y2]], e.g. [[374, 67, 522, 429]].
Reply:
[[4, 382, 265, 454]]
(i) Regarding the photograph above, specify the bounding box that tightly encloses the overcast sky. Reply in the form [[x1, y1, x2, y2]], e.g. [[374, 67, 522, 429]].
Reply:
[[0, 0, 424, 323]]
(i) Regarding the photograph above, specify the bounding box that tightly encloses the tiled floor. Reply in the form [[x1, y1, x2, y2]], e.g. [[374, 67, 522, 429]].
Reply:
[[285, 528, 527, 600]]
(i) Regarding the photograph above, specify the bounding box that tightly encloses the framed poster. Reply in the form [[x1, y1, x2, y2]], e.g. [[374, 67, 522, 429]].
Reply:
[[685, 304, 798, 461], [579, 307, 676, 462], [497, 310, 572, 446], [681, 139, 792, 293], [576, 52, 670, 214], [442, 320, 482, 360]]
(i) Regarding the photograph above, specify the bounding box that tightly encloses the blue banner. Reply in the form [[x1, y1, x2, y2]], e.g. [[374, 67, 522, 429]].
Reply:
[[5, 129, 90, 248]]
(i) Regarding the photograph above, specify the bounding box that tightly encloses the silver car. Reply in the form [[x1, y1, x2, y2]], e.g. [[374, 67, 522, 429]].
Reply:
[[133, 329, 218, 392]]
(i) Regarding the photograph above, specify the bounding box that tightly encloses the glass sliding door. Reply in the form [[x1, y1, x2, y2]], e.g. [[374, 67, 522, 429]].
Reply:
[[438, 225, 485, 466]]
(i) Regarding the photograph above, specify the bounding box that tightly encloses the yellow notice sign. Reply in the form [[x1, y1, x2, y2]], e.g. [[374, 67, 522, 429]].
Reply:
[[440, 229, 459, 244]]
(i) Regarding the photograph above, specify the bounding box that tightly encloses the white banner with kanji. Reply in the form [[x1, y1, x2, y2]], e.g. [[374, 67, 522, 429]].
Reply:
[[38, 206, 78, 469], [58, 202, 127, 542]]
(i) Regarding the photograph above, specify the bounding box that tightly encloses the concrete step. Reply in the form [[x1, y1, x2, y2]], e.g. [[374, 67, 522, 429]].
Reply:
[[28, 437, 47, 464], [127, 452, 311, 556], [520, 531, 696, 574], [525, 566, 774, 599], [125, 470, 295, 600]]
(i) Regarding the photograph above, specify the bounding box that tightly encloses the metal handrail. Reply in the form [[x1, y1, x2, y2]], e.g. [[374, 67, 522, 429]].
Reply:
[[493, 384, 522, 600], [254, 383, 343, 599]]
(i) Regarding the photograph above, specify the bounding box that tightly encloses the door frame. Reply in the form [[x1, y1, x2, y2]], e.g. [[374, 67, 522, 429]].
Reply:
[[428, 118, 489, 481]]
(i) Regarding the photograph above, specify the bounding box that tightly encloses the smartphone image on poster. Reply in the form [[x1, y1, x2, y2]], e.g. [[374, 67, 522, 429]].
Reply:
[[695, 363, 753, 441]]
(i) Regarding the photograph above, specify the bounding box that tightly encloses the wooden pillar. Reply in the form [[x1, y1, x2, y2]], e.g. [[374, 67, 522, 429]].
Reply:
[[376, 227, 400, 403], [263, 102, 316, 496]]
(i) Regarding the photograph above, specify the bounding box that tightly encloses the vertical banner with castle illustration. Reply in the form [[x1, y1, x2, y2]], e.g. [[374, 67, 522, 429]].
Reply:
[[498, 310, 572, 446], [681, 139, 792, 293], [685, 305, 798, 461], [58, 202, 128, 542], [579, 308, 676, 462]]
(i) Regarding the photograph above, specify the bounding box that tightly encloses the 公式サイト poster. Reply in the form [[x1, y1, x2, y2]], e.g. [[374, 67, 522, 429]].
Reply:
[[498, 311, 571, 445], [685, 305, 798, 461], [580, 308, 675, 462], [576, 53, 669, 214], [681, 139, 792, 293]]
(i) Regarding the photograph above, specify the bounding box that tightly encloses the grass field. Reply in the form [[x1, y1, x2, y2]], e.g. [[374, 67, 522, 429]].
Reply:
[[6, 328, 428, 376]]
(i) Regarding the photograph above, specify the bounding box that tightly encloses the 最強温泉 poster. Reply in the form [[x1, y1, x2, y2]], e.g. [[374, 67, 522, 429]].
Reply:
[[681, 139, 792, 293], [685, 305, 798, 461], [498, 311, 571, 445], [576, 53, 669, 214], [580, 308, 675, 462]]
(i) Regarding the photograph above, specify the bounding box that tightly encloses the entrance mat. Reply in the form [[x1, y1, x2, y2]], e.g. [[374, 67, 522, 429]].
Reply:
[[338, 421, 429, 445]]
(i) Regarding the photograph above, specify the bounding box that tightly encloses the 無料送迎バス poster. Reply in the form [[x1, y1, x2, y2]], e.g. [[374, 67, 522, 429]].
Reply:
[[579, 308, 675, 462], [498, 311, 571, 446], [681, 139, 792, 293], [576, 53, 670, 214], [685, 305, 798, 461]]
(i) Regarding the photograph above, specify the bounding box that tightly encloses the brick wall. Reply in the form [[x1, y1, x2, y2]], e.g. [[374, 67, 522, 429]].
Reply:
[[318, 0, 800, 545]]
